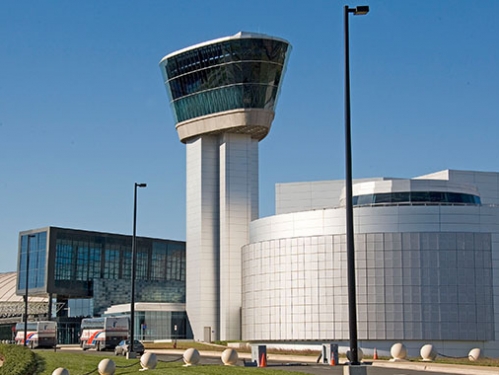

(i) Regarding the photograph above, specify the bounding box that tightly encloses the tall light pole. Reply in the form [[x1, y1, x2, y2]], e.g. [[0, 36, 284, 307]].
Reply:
[[129, 182, 146, 357], [24, 234, 35, 347], [344, 4, 369, 366]]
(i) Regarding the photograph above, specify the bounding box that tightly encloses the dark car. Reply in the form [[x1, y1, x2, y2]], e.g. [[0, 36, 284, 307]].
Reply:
[[114, 339, 145, 356]]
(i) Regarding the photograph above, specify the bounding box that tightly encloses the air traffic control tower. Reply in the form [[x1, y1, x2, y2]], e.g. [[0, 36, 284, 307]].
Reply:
[[159, 32, 291, 341]]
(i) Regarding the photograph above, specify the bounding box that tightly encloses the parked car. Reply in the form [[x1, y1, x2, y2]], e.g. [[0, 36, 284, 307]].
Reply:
[[114, 339, 145, 356]]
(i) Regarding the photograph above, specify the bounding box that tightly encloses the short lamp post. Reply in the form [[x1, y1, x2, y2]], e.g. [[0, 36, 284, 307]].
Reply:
[[344, 4, 369, 367], [129, 182, 146, 357], [24, 234, 35, 346]]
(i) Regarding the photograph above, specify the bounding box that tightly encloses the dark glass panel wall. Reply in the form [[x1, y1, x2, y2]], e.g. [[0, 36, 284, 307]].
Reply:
[[164, 37, 290, 123], [166, 38, 288, 79], [152, 241, 185, 282], [350, 191, 481, 207], [134, 311, 191, 340], [46, 228, 186, 299], [17, 231, 47, 293]]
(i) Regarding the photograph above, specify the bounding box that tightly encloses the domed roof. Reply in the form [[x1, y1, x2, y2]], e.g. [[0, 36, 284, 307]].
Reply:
[[0, 272, 47, 302], [0, 272, 49, 319]]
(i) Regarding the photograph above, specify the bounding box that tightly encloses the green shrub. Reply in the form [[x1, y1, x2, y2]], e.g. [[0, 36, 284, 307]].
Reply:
[[0, 343, 41, 375]]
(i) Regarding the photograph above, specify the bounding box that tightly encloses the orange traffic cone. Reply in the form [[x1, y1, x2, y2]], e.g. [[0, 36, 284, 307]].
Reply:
[[330, 356, 336, 366], [259, 352, 267, 367], [373, 348, 378, 360]]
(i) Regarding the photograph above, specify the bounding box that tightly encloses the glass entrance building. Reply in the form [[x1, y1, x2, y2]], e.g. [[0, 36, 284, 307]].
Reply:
[[16, 227, 190, 343]]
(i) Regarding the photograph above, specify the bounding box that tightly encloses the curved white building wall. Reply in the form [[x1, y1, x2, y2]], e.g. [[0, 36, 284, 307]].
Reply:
[[242, 204, 499, 356]]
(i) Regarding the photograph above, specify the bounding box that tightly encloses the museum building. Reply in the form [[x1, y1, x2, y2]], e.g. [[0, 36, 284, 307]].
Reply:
[[14, 227, 189, 343], [242, 170, 499, 356]]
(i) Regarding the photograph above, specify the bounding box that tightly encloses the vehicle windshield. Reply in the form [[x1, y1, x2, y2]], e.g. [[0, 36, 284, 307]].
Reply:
[[121, 340, 141, 345]]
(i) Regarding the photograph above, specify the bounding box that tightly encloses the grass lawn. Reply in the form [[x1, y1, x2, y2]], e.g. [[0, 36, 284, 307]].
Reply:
[[33, 344, 499, 374], [36, 351, 298, 375]]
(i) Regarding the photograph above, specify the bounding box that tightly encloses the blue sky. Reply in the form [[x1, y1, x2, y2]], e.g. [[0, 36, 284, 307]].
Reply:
[[1, 1, 498, 272]]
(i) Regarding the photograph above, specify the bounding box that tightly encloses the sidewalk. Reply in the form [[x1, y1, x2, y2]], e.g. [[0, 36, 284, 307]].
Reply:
[[371, 360, 499, 375]]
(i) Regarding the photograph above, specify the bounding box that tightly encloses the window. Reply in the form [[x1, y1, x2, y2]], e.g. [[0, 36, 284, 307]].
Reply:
[[164, 38, 290, 123], [55, 239, 73, 281], [352, 191, 481, 207], [19, 232, 48, 290], [151, 243, 167, 281], [104, 247, 120, 279], [166, 245, 185, 281]]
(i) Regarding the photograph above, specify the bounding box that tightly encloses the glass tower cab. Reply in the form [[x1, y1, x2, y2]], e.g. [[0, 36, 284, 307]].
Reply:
[[159, 31, 291, 143]]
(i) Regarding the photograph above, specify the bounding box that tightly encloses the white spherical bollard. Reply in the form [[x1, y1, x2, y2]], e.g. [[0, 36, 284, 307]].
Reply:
[[468, 348, 481, 361], [97, 359, 115, 375], [346, 348, 364, 362], [221, 348, 239, 365], [420, 344, 437, 361], [390, 343, 407, 361], [140, 352, 157, 369], [52, 368, 70, 375], [183, 348, 200, 366]]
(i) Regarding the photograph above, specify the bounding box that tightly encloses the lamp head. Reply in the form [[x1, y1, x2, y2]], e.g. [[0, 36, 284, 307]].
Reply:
[[136, 183, 147, 188], [353, 5, 369, 15]]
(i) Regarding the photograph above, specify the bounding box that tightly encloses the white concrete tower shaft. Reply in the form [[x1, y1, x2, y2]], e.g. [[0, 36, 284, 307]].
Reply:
[[160, 32, 291, 341]]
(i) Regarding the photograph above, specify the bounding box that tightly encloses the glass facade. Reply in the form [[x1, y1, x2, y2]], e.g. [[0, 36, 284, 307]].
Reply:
[[348, 191, 481, 207], [67, 298, 94, 318], [164, 37, 290, 123], [134, 311, 189, 341], [49, 228, 185, 298], [18, 231, 47, 292], [17, 227, 186, 305]]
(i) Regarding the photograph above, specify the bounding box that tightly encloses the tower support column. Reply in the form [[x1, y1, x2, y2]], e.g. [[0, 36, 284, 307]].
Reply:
[[219, 133, 258, 340], [186, 136, 220, 341]]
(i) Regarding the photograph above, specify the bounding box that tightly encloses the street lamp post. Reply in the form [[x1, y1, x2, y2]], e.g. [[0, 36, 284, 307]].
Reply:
[[129, 182, 146, 358], [24, 234, 35, 347], [344, 4, 369, 366]]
